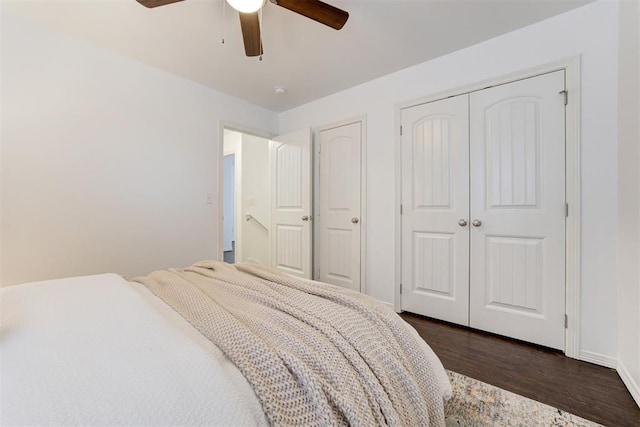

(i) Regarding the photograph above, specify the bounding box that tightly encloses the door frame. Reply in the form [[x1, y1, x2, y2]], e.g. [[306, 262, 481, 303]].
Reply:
[[217, 120, 275, 264], [394, 56, 581, 358], [314, 115, 367, 293]]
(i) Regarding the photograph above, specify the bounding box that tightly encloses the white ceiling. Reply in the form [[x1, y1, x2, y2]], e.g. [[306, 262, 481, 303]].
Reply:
[[4, 0, 593, 112]]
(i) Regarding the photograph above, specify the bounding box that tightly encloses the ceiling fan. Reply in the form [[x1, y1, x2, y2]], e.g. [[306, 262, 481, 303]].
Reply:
[[135, 0, 349, 57]]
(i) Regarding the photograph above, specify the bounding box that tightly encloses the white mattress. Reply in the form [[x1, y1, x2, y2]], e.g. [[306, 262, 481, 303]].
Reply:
[[0, 273, 450, 426]]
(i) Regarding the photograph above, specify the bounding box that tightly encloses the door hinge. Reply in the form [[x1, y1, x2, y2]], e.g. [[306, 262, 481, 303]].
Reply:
[[565, 314, 568, 328], [400, 204, 403, 215], [559, 90, 568, 106], [400, 283, 403, 294], [400, 125, 403, 136], [565, 203, 569, 218]]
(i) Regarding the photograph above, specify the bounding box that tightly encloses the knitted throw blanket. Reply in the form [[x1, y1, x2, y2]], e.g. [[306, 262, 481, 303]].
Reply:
[[133, 261, 445, 427]]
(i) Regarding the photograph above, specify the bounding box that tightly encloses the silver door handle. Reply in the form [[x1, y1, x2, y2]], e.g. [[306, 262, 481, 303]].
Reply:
[[351, 217, 360, 224], [471, 219, 482, 227], [301, 215, 310, 221], [458, 219, 467, 227]]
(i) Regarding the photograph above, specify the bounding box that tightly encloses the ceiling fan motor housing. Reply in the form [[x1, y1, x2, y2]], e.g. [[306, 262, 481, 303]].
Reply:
[[135, 0, 349, 57]]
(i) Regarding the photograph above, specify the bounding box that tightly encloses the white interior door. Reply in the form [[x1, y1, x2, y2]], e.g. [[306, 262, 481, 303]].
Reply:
[[400, 94, 470, 325], [318, 121, 362, 291], [269, 129, 313, 278], [469, 71, 566, 350]]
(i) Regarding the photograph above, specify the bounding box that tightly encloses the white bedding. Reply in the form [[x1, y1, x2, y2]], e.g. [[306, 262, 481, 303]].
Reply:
[[0, 273, 450, 426]]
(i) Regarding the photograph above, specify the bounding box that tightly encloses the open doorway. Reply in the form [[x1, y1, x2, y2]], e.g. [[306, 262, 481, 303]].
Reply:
[[219, 126, 313, 278], [222, 153, 235, 263], [222, 129, 271, 266]]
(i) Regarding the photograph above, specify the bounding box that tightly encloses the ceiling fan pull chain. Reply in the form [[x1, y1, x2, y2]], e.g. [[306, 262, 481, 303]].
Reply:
[[221, 0, 226, 44], [258, 5, 263, 61]]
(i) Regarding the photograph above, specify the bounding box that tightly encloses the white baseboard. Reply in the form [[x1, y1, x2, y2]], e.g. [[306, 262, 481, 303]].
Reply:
[[617, 360, 640, 408], [578, 350, 617, 368]]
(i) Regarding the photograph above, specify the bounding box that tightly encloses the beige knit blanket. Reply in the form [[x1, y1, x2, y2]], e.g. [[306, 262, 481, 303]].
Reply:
[[133, 261, 445, 427]]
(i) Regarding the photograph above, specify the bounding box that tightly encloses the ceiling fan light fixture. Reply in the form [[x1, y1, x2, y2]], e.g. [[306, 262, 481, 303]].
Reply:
[[226, 0, 265, 13]]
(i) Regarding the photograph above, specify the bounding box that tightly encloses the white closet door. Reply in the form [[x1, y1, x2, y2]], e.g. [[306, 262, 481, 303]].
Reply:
[[318, 121, 362, 291], [469, 71, 566, 350], [269, 129, 313, 278], [401, 94, 470, 325]]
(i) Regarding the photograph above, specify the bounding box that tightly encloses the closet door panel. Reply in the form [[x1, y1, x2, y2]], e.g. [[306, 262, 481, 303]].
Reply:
[[401, 94, 470, 326], [469, 70, 566, 350]]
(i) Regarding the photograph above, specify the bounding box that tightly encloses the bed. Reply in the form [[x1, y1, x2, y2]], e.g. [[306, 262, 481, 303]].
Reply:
[[1, 261, 451, 426]]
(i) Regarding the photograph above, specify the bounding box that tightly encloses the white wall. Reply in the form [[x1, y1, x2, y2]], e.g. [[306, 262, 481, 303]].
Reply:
[[280, 1, 619, 358], [617, 0, 640, 406], [0, 10, 278, 285]]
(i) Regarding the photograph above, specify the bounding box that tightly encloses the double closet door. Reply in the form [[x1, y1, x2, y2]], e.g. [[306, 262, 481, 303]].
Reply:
[[400, 71, 566, 350]]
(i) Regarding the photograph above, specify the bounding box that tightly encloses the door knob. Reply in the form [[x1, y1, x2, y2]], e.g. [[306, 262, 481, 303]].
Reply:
[[351, 217, 360, 224], [458, 219, 467, 227], [301, 215, 310, 221], [471, 219, 482, 227]]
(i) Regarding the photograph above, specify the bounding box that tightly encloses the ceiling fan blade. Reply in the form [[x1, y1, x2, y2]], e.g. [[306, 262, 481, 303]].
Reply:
[[239, 12, 263, 57], [274, 0, 348, 30], [135, 0, 185, 8]]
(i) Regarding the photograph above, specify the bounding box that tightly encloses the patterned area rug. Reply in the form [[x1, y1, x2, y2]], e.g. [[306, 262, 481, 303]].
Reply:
[[445, 370, 603, 426]]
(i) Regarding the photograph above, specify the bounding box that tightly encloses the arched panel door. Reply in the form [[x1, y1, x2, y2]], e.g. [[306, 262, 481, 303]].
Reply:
[[400, 94, 470, 325], [469, 71, 566, 350], [318, 121, 362, 291], [269, 128, 313, 278]]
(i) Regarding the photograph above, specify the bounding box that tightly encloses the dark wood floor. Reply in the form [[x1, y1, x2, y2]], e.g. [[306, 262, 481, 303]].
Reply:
[[400, 312, 640, 427]]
